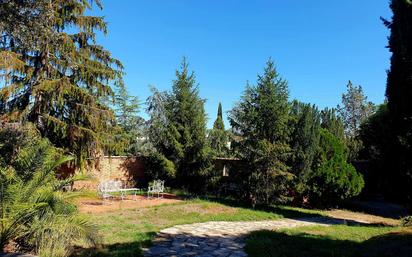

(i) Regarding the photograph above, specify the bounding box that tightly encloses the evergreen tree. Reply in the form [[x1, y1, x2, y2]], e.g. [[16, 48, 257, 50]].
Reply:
[[289, 101, 321, 199], [0, 0, 123, 165], [307, 129, 364, 207], [337, 81, 375, 160], [383, 0, 412, 203], [359, 104, 392, 196], [229, 59, 293, 205], [320, 108, 345, 141], [147, 59, 212, 192], [338, 81, 375, 138], [114, 85, 145, 155], [209, 102, 228, 156]]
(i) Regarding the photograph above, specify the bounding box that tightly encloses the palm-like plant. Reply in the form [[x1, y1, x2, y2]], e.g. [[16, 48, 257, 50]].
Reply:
[[0, 125, 97, 257]]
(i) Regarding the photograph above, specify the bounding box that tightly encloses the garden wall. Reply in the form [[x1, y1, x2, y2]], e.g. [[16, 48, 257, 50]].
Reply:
[[59, 156, 147, 190], [58, 156, 239, 190]]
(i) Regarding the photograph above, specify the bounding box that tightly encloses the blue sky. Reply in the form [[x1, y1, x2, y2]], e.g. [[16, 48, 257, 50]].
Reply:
[[93, 1, 391, 128]]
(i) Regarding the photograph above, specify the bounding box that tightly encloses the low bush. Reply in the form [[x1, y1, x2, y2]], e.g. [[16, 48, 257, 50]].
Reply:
[[306, 129, 364, 207], [143, 152, 176, 182]]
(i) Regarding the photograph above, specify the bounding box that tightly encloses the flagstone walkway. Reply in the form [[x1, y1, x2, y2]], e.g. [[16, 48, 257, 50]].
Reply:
[[144, 217, 338, 257]]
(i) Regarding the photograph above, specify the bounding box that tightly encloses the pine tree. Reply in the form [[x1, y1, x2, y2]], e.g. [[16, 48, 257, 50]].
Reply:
[[147, 59, 212, 192], [337, 81, 375, 160], [338, 81, 375, 138], [0, 0, 123, 165], [383, 0, 412, 203], [229, 59, 293, 205], [209, 102, 228, 156]]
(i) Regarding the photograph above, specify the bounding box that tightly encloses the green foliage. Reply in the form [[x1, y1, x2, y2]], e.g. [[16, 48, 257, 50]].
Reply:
[[143, 152, 176, 181], [0, 124, 97, 256], [229, 59, 293, 205], [337, 81, 375, 161], [0, 0, 124, 166], [208, 102, 229, 157], [359, 104, 392, 195], [113, 85, 146, 155], [383, 0, 412, 203], [146, 59, 212, 192], [306, 129, 364, 207], [0, 123, 62, 180], [320, 108, 345, 141], [338, 81, 375, 138], [289, 101, 321, 198]]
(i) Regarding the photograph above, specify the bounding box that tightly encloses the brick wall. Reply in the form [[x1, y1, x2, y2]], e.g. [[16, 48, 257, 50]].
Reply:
[[59, 156, 147, 190]]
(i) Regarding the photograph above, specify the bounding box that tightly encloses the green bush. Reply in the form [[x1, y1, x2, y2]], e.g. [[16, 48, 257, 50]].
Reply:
[[143, 152, 176, 182], [306, 129, 364, 207], [0, 123, 97, 257]]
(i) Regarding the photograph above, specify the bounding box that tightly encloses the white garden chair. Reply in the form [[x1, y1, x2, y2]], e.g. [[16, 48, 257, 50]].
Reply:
[[147, 180, 165, 198]]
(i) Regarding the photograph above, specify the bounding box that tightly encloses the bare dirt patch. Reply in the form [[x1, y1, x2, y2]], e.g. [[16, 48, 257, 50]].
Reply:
[[77, 193, 182, 214]]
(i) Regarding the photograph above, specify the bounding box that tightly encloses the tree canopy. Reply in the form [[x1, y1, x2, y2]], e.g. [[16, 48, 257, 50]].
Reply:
[[209, 102, 228, 157], [382, 0, 412, 203], [147, 59, 212, 192], [0, 0, 124, 165], [229, 59, 293, 205]]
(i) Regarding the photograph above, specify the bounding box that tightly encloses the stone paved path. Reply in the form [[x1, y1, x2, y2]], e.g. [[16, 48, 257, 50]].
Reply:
[[144, 217, 336, 257]]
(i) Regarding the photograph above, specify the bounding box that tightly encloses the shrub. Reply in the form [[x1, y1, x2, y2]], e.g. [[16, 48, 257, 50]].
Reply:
[[143, 152, 176, 182], [306, 129, 364, 207], [0, 123, 97, 257]]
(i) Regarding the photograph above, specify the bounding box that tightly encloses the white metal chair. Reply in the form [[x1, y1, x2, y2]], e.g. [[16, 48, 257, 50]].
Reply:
[[147, 180, 165, 198]]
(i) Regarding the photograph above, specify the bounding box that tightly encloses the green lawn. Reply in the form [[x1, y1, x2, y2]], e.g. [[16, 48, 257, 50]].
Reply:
[[245, 225, 412, 257], [72, 198, 409, 257], [74, 199, 285, 256]]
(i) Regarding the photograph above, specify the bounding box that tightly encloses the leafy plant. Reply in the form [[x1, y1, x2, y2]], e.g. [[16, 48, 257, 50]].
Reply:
[[306, 129, 364, 207], [143, 152, 176, 181], [0, 124, 97, 257]]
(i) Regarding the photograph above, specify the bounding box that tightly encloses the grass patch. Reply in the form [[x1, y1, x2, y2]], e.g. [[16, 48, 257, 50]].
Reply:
[[74, 199, 283, 256], [71, 195, 407, 257], [245, 225, 412, 257]]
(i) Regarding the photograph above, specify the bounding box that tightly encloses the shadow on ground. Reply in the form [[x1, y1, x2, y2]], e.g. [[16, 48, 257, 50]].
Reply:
[[342, 199, 409, 219], [145, 232, 246, 257], [72, 232, 156, 257], [245, 228, 412, 257], [203, 197, 394, 227]]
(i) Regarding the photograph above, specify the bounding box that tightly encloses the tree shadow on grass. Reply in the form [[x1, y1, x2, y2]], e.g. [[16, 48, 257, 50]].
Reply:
[[203, 196, 393, 227], [72, 232, 156, 257], [245, 228, 412, 257]]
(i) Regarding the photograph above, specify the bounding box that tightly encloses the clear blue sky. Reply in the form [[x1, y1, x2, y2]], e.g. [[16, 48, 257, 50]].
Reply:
[[93, 1, 391, 128]]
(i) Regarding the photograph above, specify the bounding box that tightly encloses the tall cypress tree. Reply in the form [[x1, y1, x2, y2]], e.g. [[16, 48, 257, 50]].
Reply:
[[229, 59, 293, 205], [209, 102, 228, 156], [0, 0, 124, 165], [383, 0, 412, 202], [289, 101, 321, 198]]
